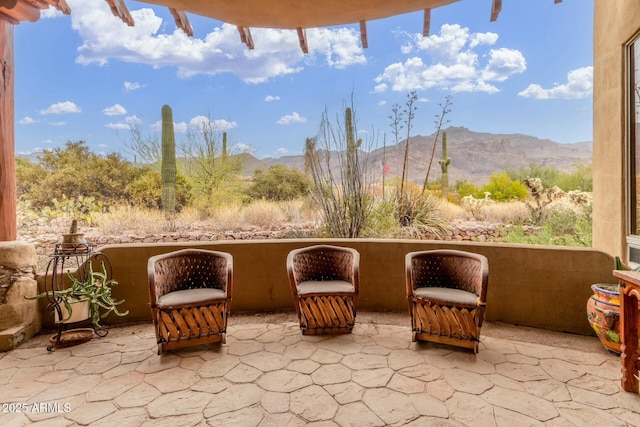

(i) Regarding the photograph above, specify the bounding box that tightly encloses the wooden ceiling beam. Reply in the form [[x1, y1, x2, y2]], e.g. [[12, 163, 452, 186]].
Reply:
[[359, 20, 367, 49], [297, 27, 308, 54], [169, 8, 193, 36], [423, 8, 431, 36], [24, 0, 48, 10], [490, 0, 502, 22], [38, 0, 70, 15], [0, 0, 39, 23], [237, 25, 254, 49], [105, 0, 133, 26]]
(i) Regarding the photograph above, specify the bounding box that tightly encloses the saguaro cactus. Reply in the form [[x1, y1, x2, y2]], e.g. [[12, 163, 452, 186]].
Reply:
[[439, 131, 450, 201], [222, 131, 228, 164], [161, 104, 177, 218], [345, 107, 361, 182]]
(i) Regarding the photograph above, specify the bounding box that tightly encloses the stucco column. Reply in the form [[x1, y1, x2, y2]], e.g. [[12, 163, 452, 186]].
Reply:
[[0, 241, 39, 351], [0, 20, 16, 242]]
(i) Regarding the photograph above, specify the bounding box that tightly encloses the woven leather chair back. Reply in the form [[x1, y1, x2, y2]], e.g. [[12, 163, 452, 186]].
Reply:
[[409, 251, 486, 298]]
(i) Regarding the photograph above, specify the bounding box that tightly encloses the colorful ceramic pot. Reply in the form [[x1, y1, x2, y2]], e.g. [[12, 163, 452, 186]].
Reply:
[[586, 283, 640, 354]]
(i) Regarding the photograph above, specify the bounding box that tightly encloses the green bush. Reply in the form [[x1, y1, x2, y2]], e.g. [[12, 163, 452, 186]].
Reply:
[[479, 172, 527, 201], [506, 163, 592, 192], [248, 165, 310, 201], [16, 141, 139, 210], [125, 168, 191, 211]]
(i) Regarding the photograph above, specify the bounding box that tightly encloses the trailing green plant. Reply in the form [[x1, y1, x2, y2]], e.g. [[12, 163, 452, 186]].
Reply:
[[161, 104, 177, 218], [25, 261, 128, 331]]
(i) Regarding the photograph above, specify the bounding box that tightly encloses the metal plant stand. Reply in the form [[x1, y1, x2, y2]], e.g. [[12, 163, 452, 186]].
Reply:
[[43, 242, 111, 351]]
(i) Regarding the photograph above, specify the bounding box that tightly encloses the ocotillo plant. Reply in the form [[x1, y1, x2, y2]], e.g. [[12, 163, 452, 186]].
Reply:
[[161, 104, 177, 218], [439, 131, 451, 201]]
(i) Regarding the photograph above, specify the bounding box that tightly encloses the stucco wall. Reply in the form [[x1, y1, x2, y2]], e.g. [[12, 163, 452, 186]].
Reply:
[[592, 0, 640, 259], [36, 240, 614, 336]]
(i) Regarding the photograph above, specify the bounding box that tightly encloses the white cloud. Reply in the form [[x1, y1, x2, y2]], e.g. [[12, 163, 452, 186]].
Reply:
[[518, 66, 593, 100], [41, 7, 64, 19], [188, 115, 238, 131], [103, 104, 127, 116], [67, 0, 365, 84], [105, 115, 142, 130], [374, 83, 388, 93], [481, 48, 526, 82], [374, 24, 525, 93], [48, 121, 66, 126], [265, 95, 280, 102], [40, 101, 81, 115], [378, 100, 386, 106], [151, 120, 188, 133], [233, 143, 254, 154], [276, 147, 288, 155], [105, 122, 130, 130], [123, 81, 142, 91], [19, 116, 35, 124], [277, 112, 307, 125]]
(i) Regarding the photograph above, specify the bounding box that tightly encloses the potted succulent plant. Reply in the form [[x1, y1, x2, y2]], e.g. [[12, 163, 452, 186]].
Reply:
[[586, 257, 640, 354], [26, 260, 129, 332]]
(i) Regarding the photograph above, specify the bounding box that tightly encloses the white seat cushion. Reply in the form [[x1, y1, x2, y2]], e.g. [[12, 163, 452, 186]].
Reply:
[[158, 288, 226, 308], [297, 280, 355, 295], [413, 287, 478, 306]]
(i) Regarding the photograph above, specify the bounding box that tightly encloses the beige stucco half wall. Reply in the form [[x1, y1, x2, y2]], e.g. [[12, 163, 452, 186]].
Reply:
[[593, 0, 640, 259], [36, 240, 614, 336]]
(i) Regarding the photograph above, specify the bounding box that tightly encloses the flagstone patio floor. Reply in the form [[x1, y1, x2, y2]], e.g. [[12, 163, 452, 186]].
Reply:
[[1, 312, 639, 426]]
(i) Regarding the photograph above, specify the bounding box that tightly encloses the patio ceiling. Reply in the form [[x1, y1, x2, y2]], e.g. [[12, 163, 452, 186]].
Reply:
[[0, 0, 564, 51]]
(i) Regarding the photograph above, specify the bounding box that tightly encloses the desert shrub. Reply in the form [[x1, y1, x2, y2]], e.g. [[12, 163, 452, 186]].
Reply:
[[507, 163, 592, 192], [125, 167, 191, 211], [393, 190, 449, 238], [506, 164, 560, 189], [305, 106, 374, 238], [480, 172, 527, 201], [363, 199, 401, 237], [93, 205, 168, 234], [248, 165, 310, 201], [17, 141, 139, 210], [555, 163, 592, 192], [15, 157, 46, 198], [242, 199, 286, 228]]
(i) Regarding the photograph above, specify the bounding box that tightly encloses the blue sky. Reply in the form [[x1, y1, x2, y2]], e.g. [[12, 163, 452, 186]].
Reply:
[[14, 0, 593, 159]]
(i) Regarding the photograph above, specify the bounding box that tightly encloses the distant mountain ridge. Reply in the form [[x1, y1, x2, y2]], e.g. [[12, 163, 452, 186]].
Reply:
[[244, 126, 593, 185]]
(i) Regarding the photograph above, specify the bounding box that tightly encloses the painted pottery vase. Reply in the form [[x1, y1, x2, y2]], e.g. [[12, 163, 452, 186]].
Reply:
[[586, 283, 640, 354]]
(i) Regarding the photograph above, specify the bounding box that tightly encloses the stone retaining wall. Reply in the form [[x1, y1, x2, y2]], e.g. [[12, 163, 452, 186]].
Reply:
[[25, 222, 537, 269]]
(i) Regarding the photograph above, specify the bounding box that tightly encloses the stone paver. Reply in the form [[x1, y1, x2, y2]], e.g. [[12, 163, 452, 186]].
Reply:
[[0, 315, 637, 426]]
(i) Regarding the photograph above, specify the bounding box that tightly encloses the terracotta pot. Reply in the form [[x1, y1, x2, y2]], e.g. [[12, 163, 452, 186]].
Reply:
[[586, 283, 640, 354]]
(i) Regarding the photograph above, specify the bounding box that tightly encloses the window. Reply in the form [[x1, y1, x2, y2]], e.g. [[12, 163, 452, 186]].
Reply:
[[628, 36, 640, 262]]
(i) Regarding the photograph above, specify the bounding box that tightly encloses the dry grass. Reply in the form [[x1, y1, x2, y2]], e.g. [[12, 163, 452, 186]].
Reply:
[[476, 202, 529, 223]]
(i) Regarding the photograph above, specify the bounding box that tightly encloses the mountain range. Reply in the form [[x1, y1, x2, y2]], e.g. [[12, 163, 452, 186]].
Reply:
[[243, 126, 593, 185]]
